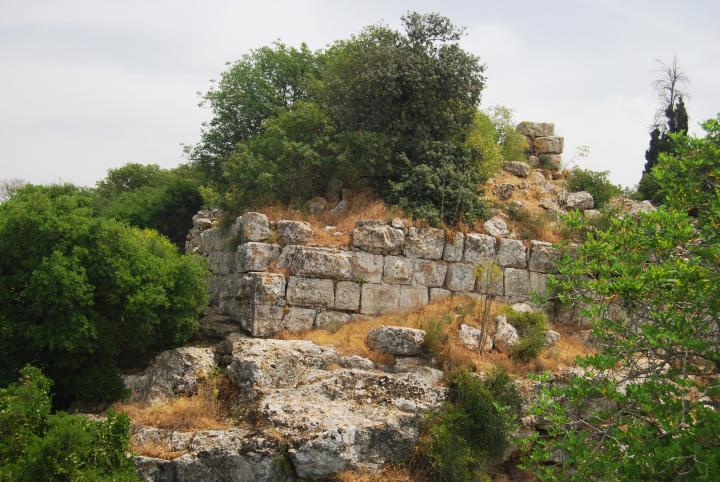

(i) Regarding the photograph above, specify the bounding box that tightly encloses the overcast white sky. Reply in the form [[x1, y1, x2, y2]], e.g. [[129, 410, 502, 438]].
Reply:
[[1, 0, 718, 187]]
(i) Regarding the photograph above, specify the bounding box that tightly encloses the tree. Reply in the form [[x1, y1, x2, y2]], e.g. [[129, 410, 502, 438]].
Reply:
[[523, 117, 720, 481], [0, 186, 209, 404], [0, 366, 137, 481], [187, 42, 322, 183], [639, 57, 689, 202], [0, 178, 26, 202]]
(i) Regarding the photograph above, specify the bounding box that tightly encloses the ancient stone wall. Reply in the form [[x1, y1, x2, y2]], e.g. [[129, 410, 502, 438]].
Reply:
[[187, 211, 560, 338]]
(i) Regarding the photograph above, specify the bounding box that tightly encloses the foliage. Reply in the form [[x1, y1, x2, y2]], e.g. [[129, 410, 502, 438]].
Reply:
[[505, 310, 547, 362], [465, 111, 503, 178], [0, 187, 209, 405], [522, 117, 720, 481], [0, 366, 137, 481], [486, 105, 528, 163], [416, 368, 520, 481], [0, 178, 27, 202], [96, 163, 203, 247], [566, 168, 622, 208]]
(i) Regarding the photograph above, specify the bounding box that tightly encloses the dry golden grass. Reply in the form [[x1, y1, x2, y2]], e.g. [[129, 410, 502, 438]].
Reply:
[[336, 466, 420, 482], [114, 377, 229, 431], [259, 190, 409, 247], [279, 296, 590, 376], [131, 438, 187, 460]]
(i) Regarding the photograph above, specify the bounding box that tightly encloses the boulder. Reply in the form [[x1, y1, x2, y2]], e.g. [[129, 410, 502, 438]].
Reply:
[[464, 233, 496, 263], [565, 191, 594, 210], [305, 197, 327, 214], [276, 220, 314, 245], [122, 347, 216, 403], [528, 240, 559, 273], [241, 212, 270, 242], [442, 232, 464, 262], [331, 199, 349, 214], [390, 218, 405, 229], [494, 315, 519, 351], [534, 136, 564, 155], [458, 324, 493, 351], [497, 238, 527, 269], [503, 161, 530, 178], [236, 242, 281, 273], [517, 121, 554, 138], [484, 216, 511, 237], [286, 276, 335, 308], [403, 227, 445, 259], [496, 183, 514, 200], [445, 262, 477, 292], [539, 154, 562, 171], [511, 302, 533, 313], [545, 330, 561, 347], [367, 326, 426, 356], [352, 223, 405, 255]]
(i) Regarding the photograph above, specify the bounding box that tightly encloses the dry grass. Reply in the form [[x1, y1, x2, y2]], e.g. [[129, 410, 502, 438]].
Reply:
[[259, 190, 409, 247], [336, 466, 420, 482], [114, 377, 230, 431], [131, 438, 187, 460], [279, 296, 590, 376]]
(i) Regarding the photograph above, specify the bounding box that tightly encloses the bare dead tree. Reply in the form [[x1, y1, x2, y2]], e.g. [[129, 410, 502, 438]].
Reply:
[[0, 178, 27, 202], [651, 56, 689, 130]]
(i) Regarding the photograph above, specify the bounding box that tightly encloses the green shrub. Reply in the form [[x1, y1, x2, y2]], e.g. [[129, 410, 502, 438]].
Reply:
[[0, 187, 209, 405], [505, 310, 547, 362], [566, 168, 622, 208], [505, 203, 557, 240], [422, 315, 452, 360], [0, 366, 137, 481], [416, 368, 520, 481]]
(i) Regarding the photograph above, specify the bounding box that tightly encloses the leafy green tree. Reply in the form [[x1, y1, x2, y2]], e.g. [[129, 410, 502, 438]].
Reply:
[[0, 366, 137, 481], [522, 117, 720, 481], [0, 186, 208, 404], [187, 42, 322, 183]]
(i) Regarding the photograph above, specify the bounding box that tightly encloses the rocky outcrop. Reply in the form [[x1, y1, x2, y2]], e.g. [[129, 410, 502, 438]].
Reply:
[[367, 326, 426, 355], [565, 191, 595, 211]]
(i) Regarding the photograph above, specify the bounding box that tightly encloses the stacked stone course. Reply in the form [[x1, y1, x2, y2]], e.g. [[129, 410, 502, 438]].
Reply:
[[188, 210, 561, 338]]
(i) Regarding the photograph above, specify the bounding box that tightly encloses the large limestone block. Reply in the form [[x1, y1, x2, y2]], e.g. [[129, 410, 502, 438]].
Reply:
[[367, 326, 426, 355], [282, 307, 316, 331], [443, 232, 464, 262], [199, 227, 225, 254], [517, 121, 554, 138], [276, 220, 314, 245], [534, 136, 564, 155], [335, 281, 361, 311], [458, 324, 493, 351], [494, 315, 519, 350], [464, 233, 496, 263], [240, 303, 286, 337], [445, 262, 477, 292], [236, 242, 281, 273], [565, 191, 595, 211], [349, 251, 383, 284], [528, 240, 559, 273], [413, 259, 447, 287], [352, 223, 405, 255], [241, 212, 270, 242], [539, 154, 562, 171], [504, 268, 531, 301], [484, 216, 511, 237], [475, 262, 504, 296], [530, 271, 550, 297], [289, 246, 353, 279], [286, 276, 335, 308], [399, 286, 429, 309], [383, 255, 414, 284], [497, 238, 527, 268], [360, 283, 401, 315], [239, 272, 286, 303], [315, 310, 352, 328], [404, 227, 445, 259], [208, 252, 235, 275]]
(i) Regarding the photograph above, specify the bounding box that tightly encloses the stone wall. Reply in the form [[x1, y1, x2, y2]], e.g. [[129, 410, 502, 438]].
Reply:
[[187, 211, 561, 338]]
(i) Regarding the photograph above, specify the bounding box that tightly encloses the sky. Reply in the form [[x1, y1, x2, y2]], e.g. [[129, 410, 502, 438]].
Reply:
[[1, 0, 718, 188]]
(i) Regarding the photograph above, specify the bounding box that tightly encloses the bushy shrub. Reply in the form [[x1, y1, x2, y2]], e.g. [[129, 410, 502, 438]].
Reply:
[[0, 187, 209, 404], [416, 368, 520, 481], [505, 310, 547, 362], [0, 366, 137, 481], [566, 168, 622, 208]]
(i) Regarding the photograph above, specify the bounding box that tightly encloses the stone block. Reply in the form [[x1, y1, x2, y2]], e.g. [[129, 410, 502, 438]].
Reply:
[[497, 238, 527, 268], [240, 303, 285, 337], [403, 227, 445, 259], [475, 262, 503, 296], [360, 283, 401, 315], [239, 272, 286, 303], [367, 326, 425, 355], [539, 154, 561, 171], [286, 276, 334, 308], [516, 121, 554, 138], [429, 287, 451, 301], [464, 233, 496, 264], [383, 255, 414, 284], [530, 271, 550, 297], [412, 259, 447, 287], [443, 232, 464, 262], [399, 286, 429, 309], [528, 240, 559, 273], [282, 307, 316, 331], [289, 246, 353, 280], [315, 310, 352, 328], [534, 136, 564, 155], [351, 223, 405, 255], [241, 212, 270, 242], [503, 161, 530, 178], [349, 251, 383, 284], [276, 220, 314, 245], [504, 268, 531, 301], [208, 252, 235, 275], [236, 242, 281, 273], [199, 227, 225, 254], [484, 217, 510, 237], [445, 262, 477, 292], [565, 191, 594, 211], [335, 281, 361, 311]]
